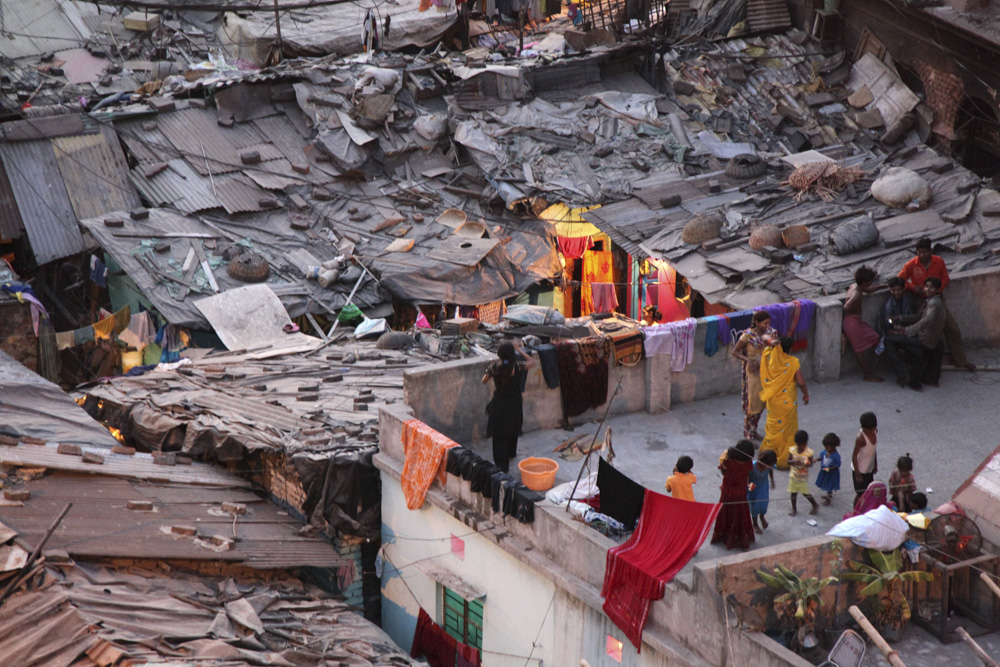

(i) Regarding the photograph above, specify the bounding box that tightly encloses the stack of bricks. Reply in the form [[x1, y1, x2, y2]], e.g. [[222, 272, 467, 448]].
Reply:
[[916, 60, 965, 146], [251, 450, 309, 514]]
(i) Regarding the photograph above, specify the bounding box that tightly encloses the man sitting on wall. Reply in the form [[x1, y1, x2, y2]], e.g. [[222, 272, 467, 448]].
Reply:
[[884, 277, 946, 392], [897, 237, 975, 370]]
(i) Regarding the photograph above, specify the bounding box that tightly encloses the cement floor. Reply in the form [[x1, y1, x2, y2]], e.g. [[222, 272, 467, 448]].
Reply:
[[468, 347, 1000, 666]]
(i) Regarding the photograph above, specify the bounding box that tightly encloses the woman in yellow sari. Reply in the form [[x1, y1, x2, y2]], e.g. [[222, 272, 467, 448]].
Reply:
[[759, 337, 810, 469]]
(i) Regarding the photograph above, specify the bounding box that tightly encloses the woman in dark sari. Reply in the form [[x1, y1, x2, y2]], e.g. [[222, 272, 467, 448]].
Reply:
[[711, 439, 756, 550], [482, 341, 532, 473]]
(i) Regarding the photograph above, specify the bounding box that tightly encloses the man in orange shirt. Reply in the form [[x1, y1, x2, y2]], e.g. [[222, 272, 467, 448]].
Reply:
[[897, 237, 975, 371]]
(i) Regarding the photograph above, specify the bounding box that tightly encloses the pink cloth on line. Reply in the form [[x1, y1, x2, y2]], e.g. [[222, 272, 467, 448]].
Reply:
[[591, 283, 618, 313], [557, 236, 594, 259], [843, 313, 880, 353], [602, 489, 721, 651]]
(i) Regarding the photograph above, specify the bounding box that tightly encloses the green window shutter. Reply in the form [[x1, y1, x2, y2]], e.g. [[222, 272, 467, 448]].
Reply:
[[441, 587, 483, 651]]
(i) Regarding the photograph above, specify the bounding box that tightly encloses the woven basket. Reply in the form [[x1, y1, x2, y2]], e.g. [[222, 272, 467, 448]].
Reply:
[[781, 225, 810, 249], [749, 224, 783, 250], [682, 214, 723, 244]]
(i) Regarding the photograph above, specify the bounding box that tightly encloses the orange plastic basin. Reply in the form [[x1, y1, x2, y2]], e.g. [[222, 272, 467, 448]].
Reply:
[[518, 457, 559, 491]]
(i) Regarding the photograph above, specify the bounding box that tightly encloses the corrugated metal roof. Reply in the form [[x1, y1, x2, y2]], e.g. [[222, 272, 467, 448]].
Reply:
[[0, 441, 250, 487], [51, 124, 141, 220], [155, 109, 269, 176], [582, 199, 662, 257], [0, 156, 25, 241], [215, 174, 271, 214], [0, 141, 87, 265], [128, 158, 222, 213], [746, 0, 792, 34], [3, 472, 346, 568], [114, 116, 175, 164], [0, 0, 90, 60]]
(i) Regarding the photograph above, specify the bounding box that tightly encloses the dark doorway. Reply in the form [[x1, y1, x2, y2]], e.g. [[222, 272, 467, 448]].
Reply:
[[955, 97, 1000, 178]]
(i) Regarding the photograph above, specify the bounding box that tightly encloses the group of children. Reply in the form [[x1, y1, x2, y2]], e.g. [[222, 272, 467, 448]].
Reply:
[[664, 411, 923, 542]]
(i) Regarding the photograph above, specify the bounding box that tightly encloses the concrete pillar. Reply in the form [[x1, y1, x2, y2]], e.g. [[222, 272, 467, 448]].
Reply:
[[645, 352, 672, 414], [812, 296, 843, 382]]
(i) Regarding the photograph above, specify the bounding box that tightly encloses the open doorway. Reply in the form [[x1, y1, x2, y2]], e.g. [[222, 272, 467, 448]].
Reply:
[[954, 96, 1000, 178]]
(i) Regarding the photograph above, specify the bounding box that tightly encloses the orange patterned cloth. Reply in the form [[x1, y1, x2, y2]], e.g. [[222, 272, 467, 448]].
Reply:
[[402, 420, 459, 510]]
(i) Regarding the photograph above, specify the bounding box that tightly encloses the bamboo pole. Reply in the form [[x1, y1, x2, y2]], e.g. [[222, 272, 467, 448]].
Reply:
[[848, 605, 906, 667], [956, 627, 1000, 667], [980, 571, 1000, 600]]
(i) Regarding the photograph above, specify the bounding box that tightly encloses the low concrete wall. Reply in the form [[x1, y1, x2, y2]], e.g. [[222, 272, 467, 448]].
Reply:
[[404, 350, 672, 445]]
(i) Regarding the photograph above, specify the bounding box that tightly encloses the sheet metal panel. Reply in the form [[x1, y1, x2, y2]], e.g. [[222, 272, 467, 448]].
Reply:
[[0, 0, 89, 60], [114, 116, 174, 164], [0, 156, 25, 241], [128, 158, 222, 213], [0, 141, 87, 265], [155, 108, 268, 176], [0, 442, 250, 487], [51, 124, 141, 221], [215, 174, 270, 214], [3, 473, 346, 568]]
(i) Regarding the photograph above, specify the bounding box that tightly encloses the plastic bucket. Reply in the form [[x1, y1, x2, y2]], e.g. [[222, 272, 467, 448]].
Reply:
[[518, 457, 559, 491], [122, 350, 143, 373]]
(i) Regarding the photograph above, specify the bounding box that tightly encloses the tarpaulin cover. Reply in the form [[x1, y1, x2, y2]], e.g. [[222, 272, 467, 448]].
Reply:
[[0, 350, 120, 449], [602, 489, 721, 650], [292, 448, 382, 540]]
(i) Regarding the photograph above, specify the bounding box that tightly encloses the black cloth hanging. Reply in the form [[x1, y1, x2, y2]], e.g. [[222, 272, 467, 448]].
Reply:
[[597, 457, 645, 529], [533, 344, 560, 389]]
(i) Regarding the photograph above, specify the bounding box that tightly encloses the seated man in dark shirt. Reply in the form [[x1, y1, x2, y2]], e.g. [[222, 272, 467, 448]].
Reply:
[[879, 277, 918, 336], [884, 277, 946, 391]]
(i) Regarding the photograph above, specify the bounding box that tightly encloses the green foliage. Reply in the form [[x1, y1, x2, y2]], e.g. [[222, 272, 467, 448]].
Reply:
[[756, 565, 837, 624], [842, 548, 934, 628]]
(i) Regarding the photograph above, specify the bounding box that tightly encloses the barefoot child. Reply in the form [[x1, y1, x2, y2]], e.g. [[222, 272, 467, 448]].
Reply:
[[888, 454, 916, 512], [852, 412, 878, 505], [788, 430, 819, 516], [748, 450, 777, 534], [816, 433, 841, 506], [666, 455, 697, 501]]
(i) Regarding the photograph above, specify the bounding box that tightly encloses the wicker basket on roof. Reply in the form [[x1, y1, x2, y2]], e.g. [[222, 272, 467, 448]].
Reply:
[[749, 223, 783, 250], [682, 214, 723, 245], [781, 224, 810, 249]]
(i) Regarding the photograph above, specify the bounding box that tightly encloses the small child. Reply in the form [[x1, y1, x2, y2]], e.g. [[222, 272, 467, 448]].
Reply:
[[748, 450, 777, 534], [666, 456, 697, 501], [889, 454, 917, 512], [909, 492, 928, 513], [815, 433, 842, 506], [788, 430, 819, 516]]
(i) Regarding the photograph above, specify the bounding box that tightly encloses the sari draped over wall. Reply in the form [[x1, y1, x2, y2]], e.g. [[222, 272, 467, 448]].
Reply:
[[758, 346, 800, 470]]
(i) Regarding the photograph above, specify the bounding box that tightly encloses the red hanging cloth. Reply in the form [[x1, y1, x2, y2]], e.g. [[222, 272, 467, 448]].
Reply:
[[601, 490, 720, 650]]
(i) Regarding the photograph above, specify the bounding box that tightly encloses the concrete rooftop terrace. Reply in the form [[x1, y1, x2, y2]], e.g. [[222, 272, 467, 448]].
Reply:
[[465, 347, 1000, 666]]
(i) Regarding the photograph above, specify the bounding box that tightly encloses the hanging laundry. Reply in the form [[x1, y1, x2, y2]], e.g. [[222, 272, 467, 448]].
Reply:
[[791, 299, 816, 351], [602, 489, 721, 650], [609, 330, 644, 367], [411, 608, 457, 666], [590, 283, 618, 313], [642, 324, 673, 358], [556, 236, 594, 260], [55, 330, 75, 351], [669, 317, 696, 372], [89, 255, 107, 287], [73, 326, 94, 346], [532, 343, 560, 389], [92, 314, 117, 341], [581, 251, 613, 316], [555, 335, 612, 421], [118, 310, 155, 351], [596, 457, 645, 530], [401, 420, 459, 510], [717, 309, 753, 347], [155, 324, 187, 363], [704, 316, 720, 356], [0, 281, 49, 336]]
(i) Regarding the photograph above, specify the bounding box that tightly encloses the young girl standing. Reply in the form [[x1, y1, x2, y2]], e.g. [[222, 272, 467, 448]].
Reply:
[[815, 433, 842, 506], [748, 450, 777, 534], [788, 430, 819, 516], [889, 454, 917, 512]]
